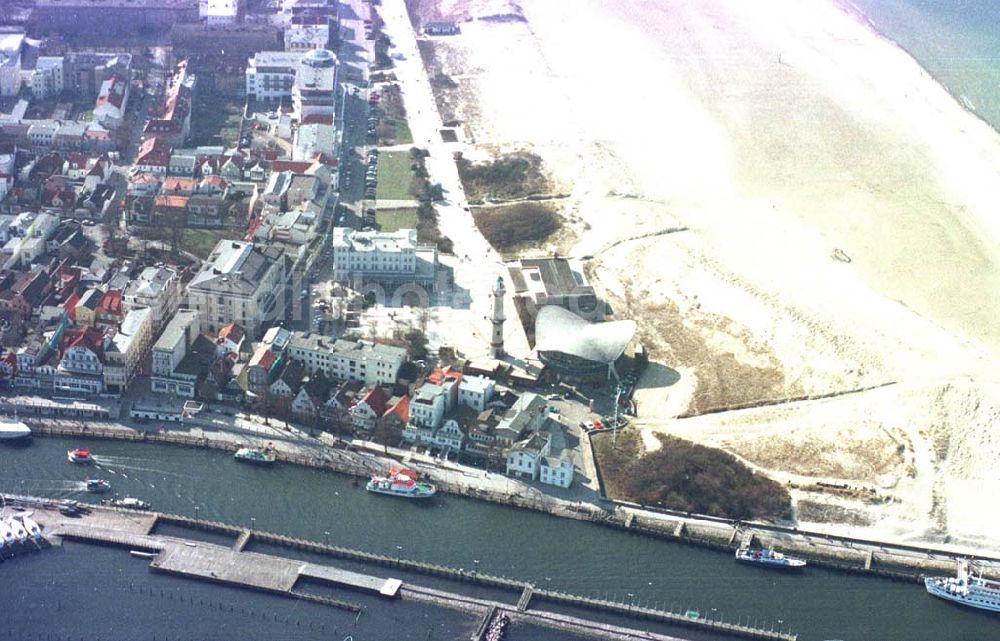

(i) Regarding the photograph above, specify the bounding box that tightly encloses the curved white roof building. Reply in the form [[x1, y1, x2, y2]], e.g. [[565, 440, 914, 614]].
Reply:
[[534, 306, 636, 379]]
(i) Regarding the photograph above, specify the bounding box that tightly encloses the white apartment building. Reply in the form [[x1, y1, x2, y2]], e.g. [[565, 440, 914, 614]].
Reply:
[[245, 51, 302, 101], [286, 333, 405, 386], [539, 456, 574, 488], [122, 265, 181, 331], [506, 432, 551, 480], [245, 49, 337, 121], [293, 48, 338, 120], [186, 240, 287, 338], [151, 309, 200, 397], [200, 0, 240, 24], [284, 23, 331, 53], [331, 227, 420, 280], [102, 307, 152, 394], [409, 383, 447, 430], [31, 57, 65, 99], [458, 374, 496, 411]]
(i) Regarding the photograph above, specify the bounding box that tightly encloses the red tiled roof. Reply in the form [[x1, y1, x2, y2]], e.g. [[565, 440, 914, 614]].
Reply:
[[60, 326, 104, 359], [382, 395, 409, 422], [270, 160, 313, 174], [218, 322, 245, 344], [155, 194, 190, 208], [95, 290, 122, 317], [357, 386, 389, 416], [96, 74, 128, 110], [163, 176, 196, 192], [136, 137, 171, 166]]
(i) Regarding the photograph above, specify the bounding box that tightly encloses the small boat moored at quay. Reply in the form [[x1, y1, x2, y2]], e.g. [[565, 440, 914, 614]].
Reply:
[[0, 420, 31, 442], [925, 567, 1000, 613], [85, 479, 111, 493], [0, 520, 14, 546], [735, 547, 807, 569], [234, 446, 276, 465], [67, 448, 94, 464], [366, 471, 437, 499], [101, 497, 151, 510]]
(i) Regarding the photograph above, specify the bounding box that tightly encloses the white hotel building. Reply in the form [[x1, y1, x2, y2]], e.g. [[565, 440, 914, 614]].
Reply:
[[331, 227, 437, 284], [245, 49, 338, 121]]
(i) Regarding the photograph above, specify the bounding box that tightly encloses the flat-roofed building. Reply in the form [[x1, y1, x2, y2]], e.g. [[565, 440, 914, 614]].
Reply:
[[103, 307, 153, 394], [286, 332, 405, 386], [122, 265, 181, 330], [245, 51, 302, 101]]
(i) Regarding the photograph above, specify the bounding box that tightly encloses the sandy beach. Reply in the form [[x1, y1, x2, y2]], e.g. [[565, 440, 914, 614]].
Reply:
[[407, 0, 1000, 550]]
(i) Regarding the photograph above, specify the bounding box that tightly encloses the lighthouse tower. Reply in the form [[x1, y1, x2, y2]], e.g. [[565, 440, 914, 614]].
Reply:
[[490, 276, 506, 358]]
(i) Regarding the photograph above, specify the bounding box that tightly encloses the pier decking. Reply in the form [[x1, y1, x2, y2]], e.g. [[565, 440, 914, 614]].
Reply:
[[13, 498, 797, 641]]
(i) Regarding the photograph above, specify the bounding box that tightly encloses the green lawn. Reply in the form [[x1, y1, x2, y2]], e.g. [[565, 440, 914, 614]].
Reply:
[[182, 228, 234, 259], [376, 207, 418, 232], [376, 151, 417, 201]]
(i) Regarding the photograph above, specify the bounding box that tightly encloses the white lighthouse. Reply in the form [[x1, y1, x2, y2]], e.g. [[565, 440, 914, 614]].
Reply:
[[490, 276, 506, 358]]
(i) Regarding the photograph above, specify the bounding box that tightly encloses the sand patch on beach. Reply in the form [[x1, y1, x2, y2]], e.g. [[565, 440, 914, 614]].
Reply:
[[407, 0, 1000, 549]]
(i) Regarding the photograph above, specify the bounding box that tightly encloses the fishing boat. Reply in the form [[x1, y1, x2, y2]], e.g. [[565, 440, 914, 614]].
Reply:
[[85, 479, 111, 493], [735, 547, 807, 569], [0, 420, 31, 442], [234, 447, 276, 465], [365, 472, 436, 499], [925, 567, 1000, 613], [101, 497, 151, 510], [67, 448, 94, 464]]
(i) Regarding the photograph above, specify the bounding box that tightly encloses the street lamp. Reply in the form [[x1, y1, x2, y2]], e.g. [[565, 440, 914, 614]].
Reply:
[[250, 517, 255, 532], [396, 545, 402, 563], [473, 559, 480, 576], [324, 530, 330, 546], [627, 592, 634, 614]]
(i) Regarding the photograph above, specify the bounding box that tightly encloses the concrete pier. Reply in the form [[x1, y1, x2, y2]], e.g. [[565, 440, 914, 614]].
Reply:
[[15, 498, 797, 641]]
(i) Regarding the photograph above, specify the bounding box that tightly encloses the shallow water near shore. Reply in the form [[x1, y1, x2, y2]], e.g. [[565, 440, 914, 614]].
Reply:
[[2, 437, 998, 640], [845, 0, 1000, 133]]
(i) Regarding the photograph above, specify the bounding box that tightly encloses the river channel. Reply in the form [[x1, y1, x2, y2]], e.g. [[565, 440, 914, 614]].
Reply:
[[1, 437, 996, 641]]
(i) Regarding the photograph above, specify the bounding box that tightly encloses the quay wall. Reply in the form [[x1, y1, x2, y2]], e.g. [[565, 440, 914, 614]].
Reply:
[[23, 420, 998, 583]]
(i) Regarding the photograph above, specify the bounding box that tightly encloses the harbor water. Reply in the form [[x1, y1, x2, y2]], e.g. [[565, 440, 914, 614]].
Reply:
[[2, 437, 998, 641]]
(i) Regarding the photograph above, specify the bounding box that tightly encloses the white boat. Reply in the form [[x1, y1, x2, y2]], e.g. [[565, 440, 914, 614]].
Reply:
[[6, 517, 28, 544], [234, 447, 276, 465], [926, 568, 1000, 613], [365, 473, 437, 499], [0, 520, 14, 546], [735, 547, 807, 569], [0, 420, 31, 441], [19, 516, 43, 541], [101, 497, 151, 510]]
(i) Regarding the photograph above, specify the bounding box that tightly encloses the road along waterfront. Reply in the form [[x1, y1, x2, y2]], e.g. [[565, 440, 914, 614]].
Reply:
[[3, 435, 999, 641]]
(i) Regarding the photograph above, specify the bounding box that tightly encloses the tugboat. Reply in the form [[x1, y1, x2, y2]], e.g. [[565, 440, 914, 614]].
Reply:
[[234, 446, 276, 465], [101, 497, 151, 510], [85, 479, 111, 493], [365, 472, 436, 499], [925, 566, 1000, 613], [735, 547, 807, 569], [67, 448, 94, 464]]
